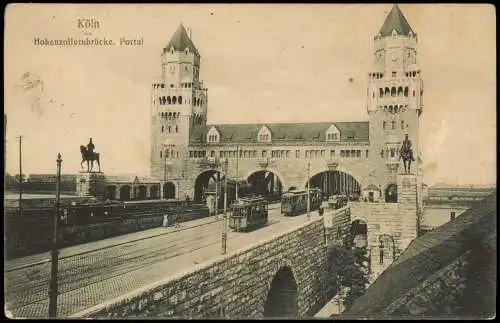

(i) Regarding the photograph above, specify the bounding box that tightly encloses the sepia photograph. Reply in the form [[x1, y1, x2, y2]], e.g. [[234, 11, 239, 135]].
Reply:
[[3, 3, 496, 319]]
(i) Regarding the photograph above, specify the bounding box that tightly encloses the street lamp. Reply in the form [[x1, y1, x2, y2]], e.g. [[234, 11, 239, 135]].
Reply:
[[221, 158, 229, 255], [49, 153, 62, 318]]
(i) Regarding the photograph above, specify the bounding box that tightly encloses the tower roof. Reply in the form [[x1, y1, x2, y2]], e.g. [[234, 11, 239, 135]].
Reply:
[[378, 4, 415, 37], [165, 23, 199, 55]]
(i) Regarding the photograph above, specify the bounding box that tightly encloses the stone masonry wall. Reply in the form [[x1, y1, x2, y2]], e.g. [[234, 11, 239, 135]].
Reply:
[[323, 205, 352, 245], [350, 174, 418, 281], [73, 218, 328, 319], [384, 252, 470, 316]]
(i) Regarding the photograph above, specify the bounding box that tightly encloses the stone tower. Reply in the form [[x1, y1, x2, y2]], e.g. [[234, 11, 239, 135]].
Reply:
[[366, 4, 423, 201], [150, 24, 209, 192]]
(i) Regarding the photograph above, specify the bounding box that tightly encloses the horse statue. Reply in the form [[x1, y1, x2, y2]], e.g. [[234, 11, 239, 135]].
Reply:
[[80, 145, 101, 172], [399, 134, 415, 174]]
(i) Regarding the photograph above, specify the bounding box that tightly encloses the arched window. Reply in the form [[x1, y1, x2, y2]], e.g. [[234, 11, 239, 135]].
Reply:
[[389, 106, 393, 113], [178, 96, 182, 104], [385, 87, 390, 96], [383, 121, 386, 130], [161, 125, 164, 133], [176, 151, 179, 158], [391, 87, 396, 97], [175, 125, 179, 133], [168, 125, 171, 133], [158, 97, 163, 105], [167, 96, 171, 104], [172, 96, 177, 104], [397, 87, 403, 96], [379, 88, 383, 98]]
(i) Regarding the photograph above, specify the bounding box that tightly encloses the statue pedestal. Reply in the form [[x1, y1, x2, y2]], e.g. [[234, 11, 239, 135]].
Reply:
[[76, 172, 106, 200]]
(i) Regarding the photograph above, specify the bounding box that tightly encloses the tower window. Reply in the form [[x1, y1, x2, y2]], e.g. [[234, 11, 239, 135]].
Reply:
[[170, 84, 174, 88], [161, 125, 164, 133], [160, 151, 162, 158], [184, 66, 188, 71], [392, 71, 396, 77], [383, 121, 386, 130], [172, 96, 177, 104], [401, 121, 405, 129], [413, 90, 416, 97], [380, 150, 384, 158], [175, 125, 179, 133], [379, 88, 383, 98], [168, 125, 171, 133], [372, 92, 375, 98], [366, 150, 369, 158], [178, 96, 182, 104]]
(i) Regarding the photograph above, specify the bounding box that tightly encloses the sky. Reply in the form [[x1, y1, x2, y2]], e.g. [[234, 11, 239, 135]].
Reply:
[[4, 4, 497, 186]]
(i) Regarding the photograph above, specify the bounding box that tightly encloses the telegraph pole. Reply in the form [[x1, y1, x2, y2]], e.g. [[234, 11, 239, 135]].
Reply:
[[49, 153, 62, 317], [17, 135, 23, 216], [307, 162, 311, 220], [235, 145, 239, 201], [221, 158, 229, 255]]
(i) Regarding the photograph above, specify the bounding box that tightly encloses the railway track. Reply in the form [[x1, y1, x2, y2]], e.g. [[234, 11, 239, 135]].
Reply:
[[5, 204, 283, 318]]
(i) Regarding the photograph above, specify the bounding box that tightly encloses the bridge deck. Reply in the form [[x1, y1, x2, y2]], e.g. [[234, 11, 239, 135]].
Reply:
[[5, 204, 320, 318]]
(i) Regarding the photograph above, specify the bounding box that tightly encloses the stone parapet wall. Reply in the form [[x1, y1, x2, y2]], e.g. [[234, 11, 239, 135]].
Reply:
[[323, 206, 352, 244], [72, 218, 328, 319]]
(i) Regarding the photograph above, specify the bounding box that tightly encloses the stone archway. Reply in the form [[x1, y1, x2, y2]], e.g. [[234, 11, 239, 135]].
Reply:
[[263, 266, 298, 318], [193, 170, 222, 203], [137, 185, 147, 200], [120, 185, 131, 201], [247, 170, 284, 202], [350, 219, 368, 248], [105, 185, 117, 200], [385, 183, 398, 203], [307, 170, 361, 201], [163, 182, 176, 199]]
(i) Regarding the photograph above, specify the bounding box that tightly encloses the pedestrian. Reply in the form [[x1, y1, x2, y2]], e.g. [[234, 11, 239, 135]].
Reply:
[[162, 213, 169, 227], [174, 212, 181, 228]]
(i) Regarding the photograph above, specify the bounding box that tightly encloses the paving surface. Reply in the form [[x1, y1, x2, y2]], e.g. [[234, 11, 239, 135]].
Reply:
[[5, 203, 318, 318]]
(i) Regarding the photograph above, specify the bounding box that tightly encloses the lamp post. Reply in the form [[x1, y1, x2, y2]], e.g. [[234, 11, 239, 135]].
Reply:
[[48, 153, 62, 318], [221, 158, 229, 255], [307, 162, 311, 220], [235, 145, 239, 201]]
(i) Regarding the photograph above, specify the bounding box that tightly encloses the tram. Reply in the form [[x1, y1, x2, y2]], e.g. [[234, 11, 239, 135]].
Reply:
[[228, 196, 269, 232], [281, 188, 322, 216]]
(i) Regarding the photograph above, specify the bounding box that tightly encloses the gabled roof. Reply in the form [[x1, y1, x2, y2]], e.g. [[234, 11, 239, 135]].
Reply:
[[165, 23, 199, 56], [343, 191, 497, 317], [378, 4, 415, 37], [189, 122, 369, 144]]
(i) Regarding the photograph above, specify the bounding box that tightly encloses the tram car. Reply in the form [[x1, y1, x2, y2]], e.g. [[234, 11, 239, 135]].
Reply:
[[328, 195, 349, 209], [281, 188, 322, 216], [228, 196, 269, 232]]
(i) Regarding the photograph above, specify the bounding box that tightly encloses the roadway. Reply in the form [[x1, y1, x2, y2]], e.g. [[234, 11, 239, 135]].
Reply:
[[5, 204, 322, 318]]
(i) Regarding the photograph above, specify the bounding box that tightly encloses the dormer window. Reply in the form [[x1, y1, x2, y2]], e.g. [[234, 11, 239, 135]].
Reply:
[[257, 126, 272, 142], [325, 124, 340, 142], [207, 126, 220, 143]]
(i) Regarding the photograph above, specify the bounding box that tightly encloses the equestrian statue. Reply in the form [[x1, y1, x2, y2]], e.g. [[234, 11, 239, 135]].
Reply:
[[399, 134, 415, 174], [80, 137, 101, 172]]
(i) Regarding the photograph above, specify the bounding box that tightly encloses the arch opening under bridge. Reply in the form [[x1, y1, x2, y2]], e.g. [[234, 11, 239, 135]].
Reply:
[[307, 170, 361, 201]]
